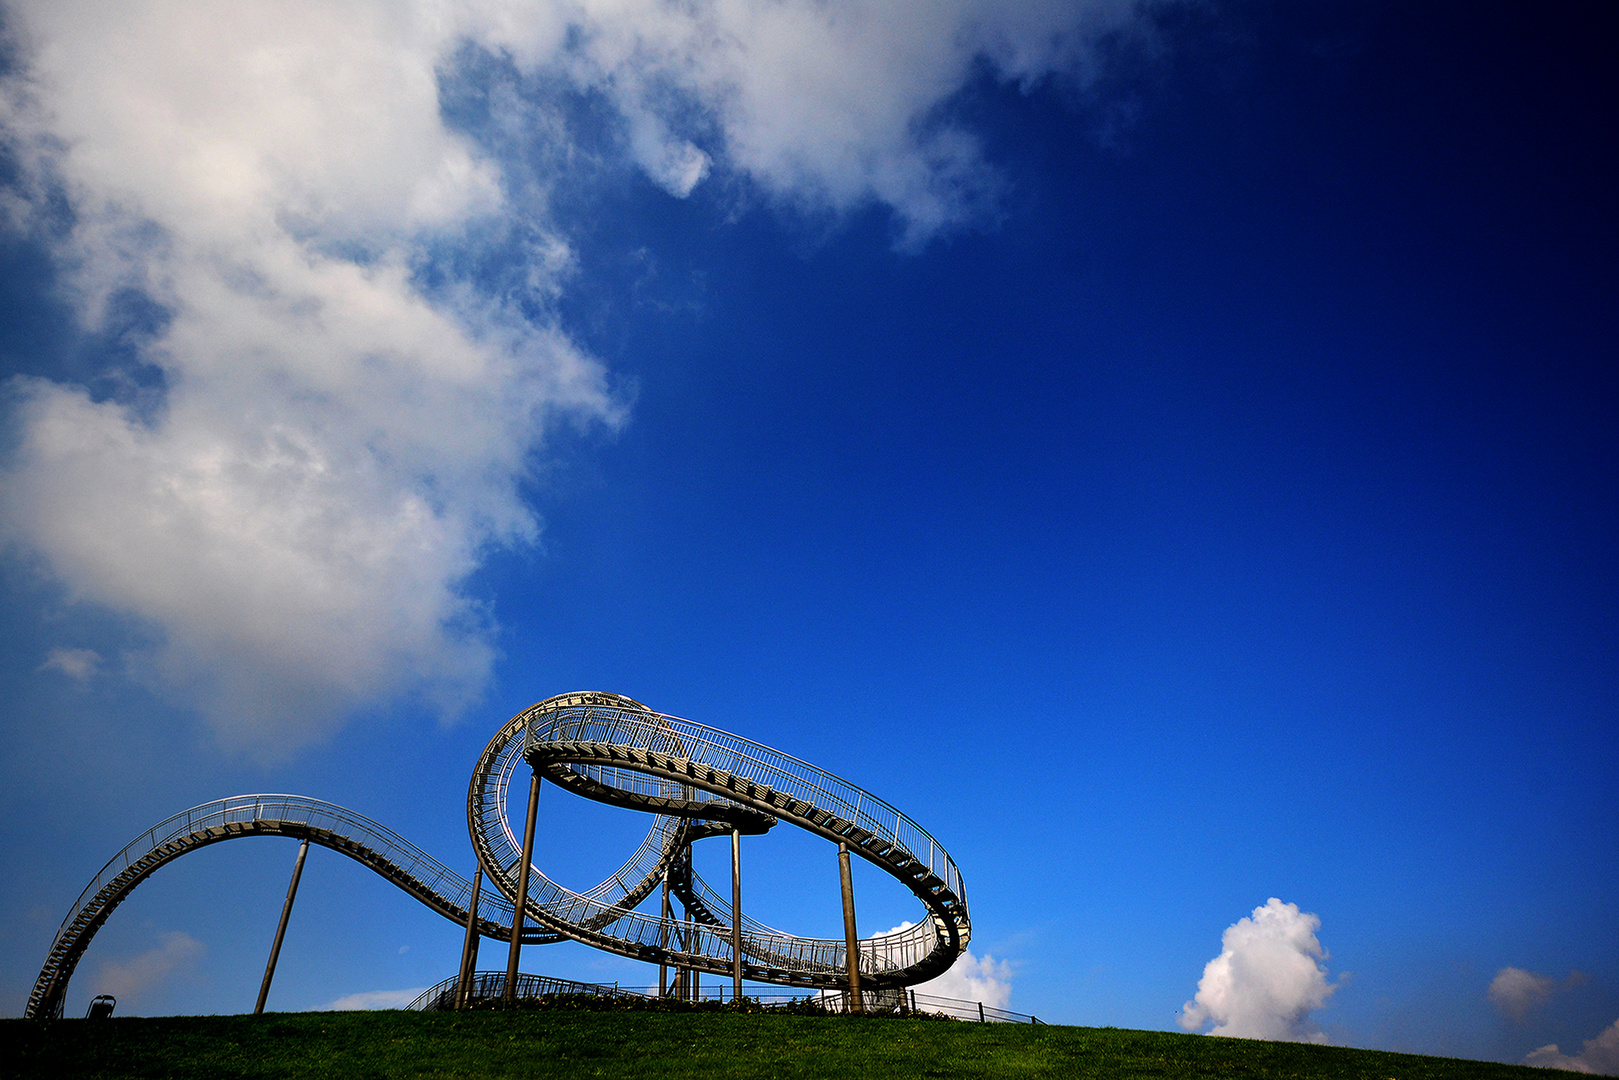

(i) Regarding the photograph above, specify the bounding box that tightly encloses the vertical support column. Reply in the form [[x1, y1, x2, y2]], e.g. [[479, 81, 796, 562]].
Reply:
[[730, 828, 743, 1003], [838, 841, 863, 1014], [678, 839, 694, 1000], [455, 867, 484, 1010], [504, 770, 542, 1006], [658, 865, 671, 997], [255, 838, 310, 1016]]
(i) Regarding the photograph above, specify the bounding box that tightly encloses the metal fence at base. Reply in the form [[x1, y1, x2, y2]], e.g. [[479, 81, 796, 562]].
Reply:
[[409, 972, 1040, 1024], [407, 971, 645, 1011]]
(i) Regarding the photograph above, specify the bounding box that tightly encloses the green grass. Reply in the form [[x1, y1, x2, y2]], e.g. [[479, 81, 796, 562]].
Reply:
[[2, 1008, 1571, 1079]]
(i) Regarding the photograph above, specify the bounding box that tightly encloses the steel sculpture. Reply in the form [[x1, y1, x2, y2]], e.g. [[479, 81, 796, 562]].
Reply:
[[27, 692, 970, 1020]]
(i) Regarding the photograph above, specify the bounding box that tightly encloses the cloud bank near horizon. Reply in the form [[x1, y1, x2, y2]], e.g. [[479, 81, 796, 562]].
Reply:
[[0, 0, 1151, 753], [321, 986, 431, 1012], [88, 930, 204, 1007], [1524, 1018, 1619, 1075], [1180, 898, 1338, 1043]]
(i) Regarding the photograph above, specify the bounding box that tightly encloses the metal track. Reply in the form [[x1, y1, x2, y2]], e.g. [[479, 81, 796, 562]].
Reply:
[[28, 692, 970, 1018], [23, 795, 564, 1020], [502, 694, 970, 989]]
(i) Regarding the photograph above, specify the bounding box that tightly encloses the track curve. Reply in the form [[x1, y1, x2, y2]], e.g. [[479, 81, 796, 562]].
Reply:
[[28, 692, 970, 1018], [24, 794, 560, 1020], [503, 694, 970, 989]]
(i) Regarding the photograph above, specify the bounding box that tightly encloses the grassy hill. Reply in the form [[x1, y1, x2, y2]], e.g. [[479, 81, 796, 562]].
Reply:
[[3, 1008, 1575, 1079]]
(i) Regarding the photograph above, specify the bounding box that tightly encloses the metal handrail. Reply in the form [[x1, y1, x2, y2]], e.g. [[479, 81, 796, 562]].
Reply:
[[513, 701, 966, 976], [25, 794, 553, 1020], [529, 705, 966, 903], [29, 691, 971, 1018]]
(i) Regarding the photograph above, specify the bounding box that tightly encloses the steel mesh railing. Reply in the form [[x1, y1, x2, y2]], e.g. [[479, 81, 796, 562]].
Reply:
[[528, 705, 966, 904], [514, 702, 965, 975], [32, 691, 969, 1018]]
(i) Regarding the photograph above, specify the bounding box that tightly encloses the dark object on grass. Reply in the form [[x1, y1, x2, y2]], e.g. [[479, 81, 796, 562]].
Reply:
[[84, 995, 115, 1019]]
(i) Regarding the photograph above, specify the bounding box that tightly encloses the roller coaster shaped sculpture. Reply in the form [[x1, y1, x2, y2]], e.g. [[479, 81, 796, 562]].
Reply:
[[27, 692, 970, 1019]]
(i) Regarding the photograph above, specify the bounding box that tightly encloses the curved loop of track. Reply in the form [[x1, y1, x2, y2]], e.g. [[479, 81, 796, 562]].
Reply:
[[501, 694, 970, 991], [27, 693, 970, 1019]]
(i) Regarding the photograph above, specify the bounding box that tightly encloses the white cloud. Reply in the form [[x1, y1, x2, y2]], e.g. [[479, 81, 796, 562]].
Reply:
[[321, 986, 429, 1011], [0, 1, 620, 753], [1523, 1018, 1619, 1075], [914, 950, 1014, 1011], [0, 0, 1152, 752], [867, 920, 1014, 1010], [462, 0, 1146, 247], [89, 930, 204, 1004], [38, 646, 101, 681], [1489, 966, 1585, 1022], [1179, 898, 1338, 1043]]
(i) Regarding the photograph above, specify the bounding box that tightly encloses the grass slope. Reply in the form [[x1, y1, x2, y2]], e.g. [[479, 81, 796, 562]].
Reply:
[[2, 1010, 1574, 1079]]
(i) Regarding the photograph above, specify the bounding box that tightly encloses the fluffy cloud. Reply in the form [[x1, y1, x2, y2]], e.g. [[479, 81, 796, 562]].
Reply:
[[914, 950, 1015, 1011], [1489, 966, 1586, 1022], [1523, 1018, 1619, 1075], [89, 930, 204, 1005], [1180, 898, 1338, 1043], [0, 0, 1150, 751]]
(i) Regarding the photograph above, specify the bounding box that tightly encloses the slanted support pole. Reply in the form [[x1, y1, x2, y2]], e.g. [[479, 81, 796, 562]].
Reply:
[[730, 828, 743, 1003], [455, 867, 483, 1010], [838, 841, 862, 1014], [504, 770, 542, 1006], [255, 838, 309, 1016]]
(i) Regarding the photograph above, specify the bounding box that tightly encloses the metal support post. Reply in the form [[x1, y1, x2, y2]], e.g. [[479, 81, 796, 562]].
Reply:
[[678, 840, 693, 1000], [659, 866, 671, 997], [838, 841, 863, 1014], [979, 1000, 986, 1023], [730, 828, 743, 1002], [455, 867, 483, 1010], [504, 770, 542, 1006], [254, 838, 309, 1015]]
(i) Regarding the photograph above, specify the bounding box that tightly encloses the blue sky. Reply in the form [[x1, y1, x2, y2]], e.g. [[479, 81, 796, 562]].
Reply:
[[1, 0, 1615, 1067]]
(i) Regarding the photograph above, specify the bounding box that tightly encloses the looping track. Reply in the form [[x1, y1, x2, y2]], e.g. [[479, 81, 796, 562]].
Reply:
[[28, 692, 969, 1020]]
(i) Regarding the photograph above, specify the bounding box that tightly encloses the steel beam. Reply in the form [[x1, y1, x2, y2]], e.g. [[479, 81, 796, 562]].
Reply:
[[731, 828, 743, 1002], [659, 866, 671, 997]]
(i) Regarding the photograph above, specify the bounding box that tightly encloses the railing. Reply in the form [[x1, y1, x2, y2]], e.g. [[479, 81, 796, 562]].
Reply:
[[33, 692, 972, 1017], [27, 794, 547, 1019], [515, 702, 966, 978], [527, 705, 966, 906], [41, 795, 527, 944], [407, 972, 644, 1011], [409, 973, 1039, 1024]]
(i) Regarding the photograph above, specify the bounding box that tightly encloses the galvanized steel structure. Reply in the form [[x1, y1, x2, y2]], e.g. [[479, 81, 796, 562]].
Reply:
[[27, 692, 970, 1019]]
